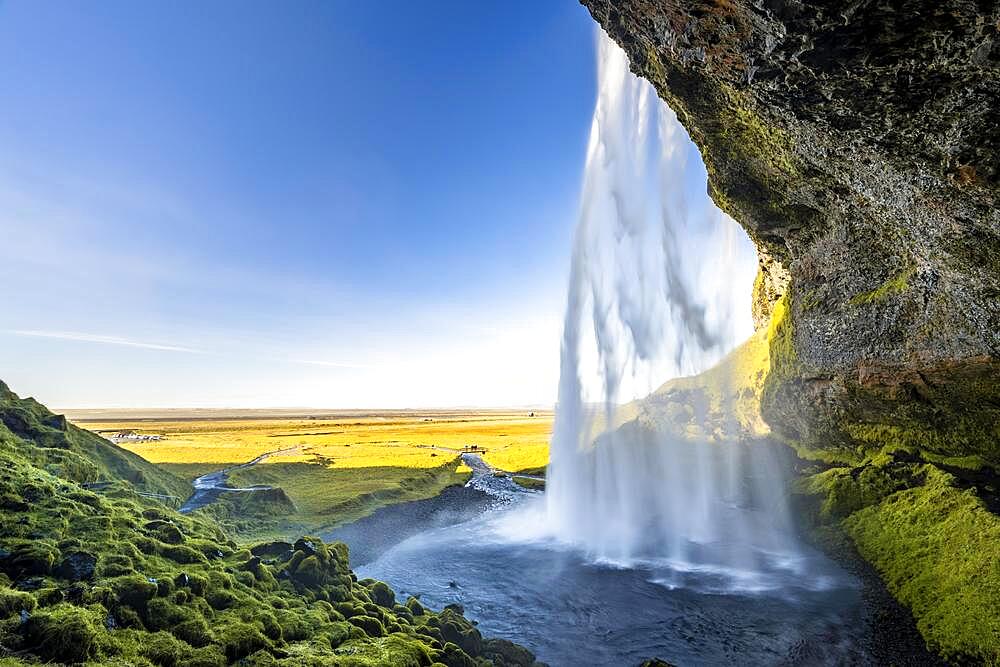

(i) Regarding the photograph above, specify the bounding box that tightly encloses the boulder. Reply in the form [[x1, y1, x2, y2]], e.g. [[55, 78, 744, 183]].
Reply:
[[54, 551, 97, 581], [250, 540, 293, 558], [482, 638, 538, 666]]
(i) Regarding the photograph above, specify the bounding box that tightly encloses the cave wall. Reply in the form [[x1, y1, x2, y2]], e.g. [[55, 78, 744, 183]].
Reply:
[[581, 0, 1000, 462]]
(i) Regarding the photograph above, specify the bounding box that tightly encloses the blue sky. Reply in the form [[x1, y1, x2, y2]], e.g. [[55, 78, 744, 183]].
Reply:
[[0, 1, 598, 408]]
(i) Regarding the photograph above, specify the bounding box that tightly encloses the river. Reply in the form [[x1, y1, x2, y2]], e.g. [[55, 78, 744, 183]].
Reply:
[[333, 455, 934, 666]]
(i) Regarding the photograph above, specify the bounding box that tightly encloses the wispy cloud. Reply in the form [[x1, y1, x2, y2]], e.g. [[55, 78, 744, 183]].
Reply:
[[6, 330, 203, 354], [293, 359, 385, 370]]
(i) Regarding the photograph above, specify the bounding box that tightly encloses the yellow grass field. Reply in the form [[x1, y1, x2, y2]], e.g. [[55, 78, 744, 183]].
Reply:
[[84, 412, 553, 474], [77, 412, 553, 539]]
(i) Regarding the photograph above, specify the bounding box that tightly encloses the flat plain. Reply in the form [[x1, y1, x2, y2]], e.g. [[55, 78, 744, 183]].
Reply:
[[72, 410, 553, 539]]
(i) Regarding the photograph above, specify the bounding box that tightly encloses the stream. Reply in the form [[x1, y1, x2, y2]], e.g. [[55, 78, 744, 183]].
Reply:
[[178, 446, 300, 513], [334, 455, 932, 667]]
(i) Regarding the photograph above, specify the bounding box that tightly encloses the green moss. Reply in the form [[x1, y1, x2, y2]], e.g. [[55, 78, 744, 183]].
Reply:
[[0, 379, 538, 667], [405, 596, 425, 616], [216, 620, 272, 662], [845, 405, 1000, 463], [106, 573, 158, 613], [0, 588, 36, 617], [719, 92, 798, 185], [766, 292, 796, 377], [348, 615, 386, 638], [334, 633, 438, 666], [24, 603, 107, 663], [365, 580, 396, 608], [849, 266, 915, 305], [800, 288, 822, 311], [139, 630, 188, 667], [794, 458, 920, 521], [845, 467, 1000, 664]]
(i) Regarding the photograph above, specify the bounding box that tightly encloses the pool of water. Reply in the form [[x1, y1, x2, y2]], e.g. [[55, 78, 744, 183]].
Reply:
[[357, 494, 875, 667]]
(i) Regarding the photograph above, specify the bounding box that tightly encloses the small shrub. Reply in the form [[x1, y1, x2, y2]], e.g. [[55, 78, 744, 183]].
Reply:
[[185, 645, 227, 667], [4, 540, 59, 576], [259, 611, 282, 641], [162, 544, 206, 564], [98, 554, 135, 578], [406, 597, 425, 616]]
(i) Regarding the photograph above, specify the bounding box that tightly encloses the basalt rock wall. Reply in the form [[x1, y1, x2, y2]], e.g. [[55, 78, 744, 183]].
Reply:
[[580, 0, 1000, 463]]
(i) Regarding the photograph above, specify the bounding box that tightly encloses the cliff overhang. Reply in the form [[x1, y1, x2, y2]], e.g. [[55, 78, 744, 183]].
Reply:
[[581, 0, 1000, 662], [581, 0, 1000, 465]]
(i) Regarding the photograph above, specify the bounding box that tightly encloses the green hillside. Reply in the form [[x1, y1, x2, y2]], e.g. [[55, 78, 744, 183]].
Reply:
[[0, 380, 540, 667], [0, 381, 190, 501]]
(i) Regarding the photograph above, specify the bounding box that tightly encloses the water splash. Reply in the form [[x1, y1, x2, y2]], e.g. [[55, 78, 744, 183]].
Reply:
[[544, 30, 796, 579]]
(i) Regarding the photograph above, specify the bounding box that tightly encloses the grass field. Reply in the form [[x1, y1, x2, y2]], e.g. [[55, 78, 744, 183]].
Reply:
[[78, 411, 552, 540]]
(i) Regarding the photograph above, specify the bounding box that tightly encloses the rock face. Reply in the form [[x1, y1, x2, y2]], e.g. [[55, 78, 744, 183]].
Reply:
[[580, 0, 1000, 462]]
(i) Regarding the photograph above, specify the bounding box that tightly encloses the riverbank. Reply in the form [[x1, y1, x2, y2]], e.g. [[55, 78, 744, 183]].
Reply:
[[309, 449, 938, 666], [343, 477, 933, 666]]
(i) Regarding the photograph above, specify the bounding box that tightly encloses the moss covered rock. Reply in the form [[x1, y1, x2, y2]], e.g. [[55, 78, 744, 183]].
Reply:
[[0, 380, 541, 667]]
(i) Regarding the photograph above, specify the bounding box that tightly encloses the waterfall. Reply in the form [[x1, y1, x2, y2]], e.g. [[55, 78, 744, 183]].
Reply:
[[544, 30, 798, 585]]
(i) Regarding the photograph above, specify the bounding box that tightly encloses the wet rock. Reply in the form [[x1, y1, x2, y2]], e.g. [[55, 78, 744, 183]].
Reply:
[[368, 580, 396, 608], [54, 551, 97, 581], [482, 638, 538, 667], [17, 576, 44, 591], [405, 596, 425, 616], [638, 660, 677, 667], [250, 540, 293, 558], [293, 536, 321, 555]]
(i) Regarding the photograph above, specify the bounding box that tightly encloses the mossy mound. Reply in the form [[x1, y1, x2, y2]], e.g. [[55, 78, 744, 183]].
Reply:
[[793, 444, 1000, 664], [0, 380, 543, 667], [845, 467, 1000, 664]]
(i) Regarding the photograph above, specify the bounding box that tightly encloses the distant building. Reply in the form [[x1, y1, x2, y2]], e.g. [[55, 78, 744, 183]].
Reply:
[[108, 430, 163, 444]]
